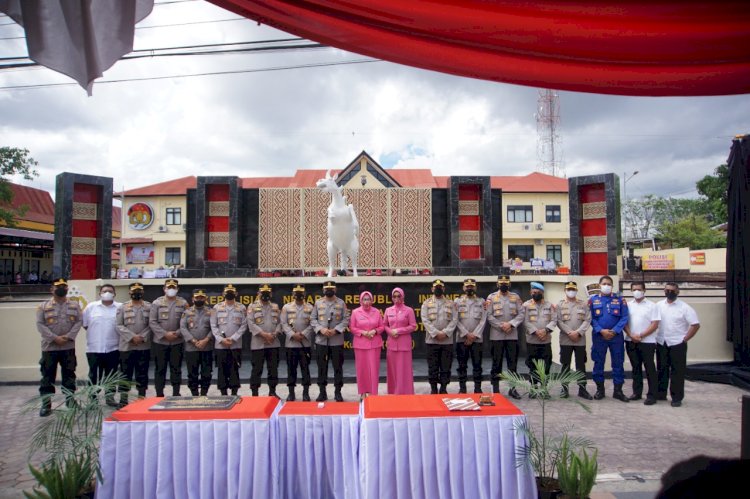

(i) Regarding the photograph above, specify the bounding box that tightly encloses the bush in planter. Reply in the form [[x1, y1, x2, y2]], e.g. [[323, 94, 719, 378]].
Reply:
[[25, 373, 129, 499], [557, 434, 598, 499], [501, 359, 595, 494]]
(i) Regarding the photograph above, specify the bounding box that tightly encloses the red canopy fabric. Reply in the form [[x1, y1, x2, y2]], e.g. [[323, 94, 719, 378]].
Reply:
[[209, 0, 750, 96]]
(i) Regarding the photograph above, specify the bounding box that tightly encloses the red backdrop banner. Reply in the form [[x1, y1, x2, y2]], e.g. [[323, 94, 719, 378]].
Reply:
[[210, 0, 750, 96]]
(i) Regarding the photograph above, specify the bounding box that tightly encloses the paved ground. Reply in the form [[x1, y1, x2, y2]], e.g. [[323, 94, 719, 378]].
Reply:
[[0, 379, 745, 498]]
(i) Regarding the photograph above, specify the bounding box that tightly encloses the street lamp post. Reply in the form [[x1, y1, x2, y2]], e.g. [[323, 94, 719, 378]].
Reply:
[[623, 170, 639, 272]]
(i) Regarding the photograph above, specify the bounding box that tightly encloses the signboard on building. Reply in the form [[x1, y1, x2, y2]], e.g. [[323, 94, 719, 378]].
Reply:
[[126, 244, 155, 264], [690, 251, 706, 265], [642, 253, 675, 270], [127, 202, 155, 230]]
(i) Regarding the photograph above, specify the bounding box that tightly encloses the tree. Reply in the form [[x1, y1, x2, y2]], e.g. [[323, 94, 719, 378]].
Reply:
[[656, 214, 726, 249], [696, 164, 729, 225], [0, 147, 39, 227]]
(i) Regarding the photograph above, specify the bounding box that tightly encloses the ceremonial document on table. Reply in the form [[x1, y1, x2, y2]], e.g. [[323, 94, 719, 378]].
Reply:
[[149, 395, 241, 411], [442, 397, 481, 411]]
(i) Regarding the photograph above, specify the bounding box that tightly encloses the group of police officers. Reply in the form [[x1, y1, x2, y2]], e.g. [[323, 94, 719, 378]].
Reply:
[[36, 273, 691, 416]]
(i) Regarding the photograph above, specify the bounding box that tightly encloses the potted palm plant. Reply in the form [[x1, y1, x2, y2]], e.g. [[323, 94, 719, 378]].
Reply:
[[25, 372, 127, 499], [556, 434, 599, 499], [501, 359, 595, 499]]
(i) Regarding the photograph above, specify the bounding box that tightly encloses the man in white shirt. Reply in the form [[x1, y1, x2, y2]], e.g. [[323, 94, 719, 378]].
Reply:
[[656, 282, 700, 407], [624, 282, 660, 405], [83, 283, 122, 407]]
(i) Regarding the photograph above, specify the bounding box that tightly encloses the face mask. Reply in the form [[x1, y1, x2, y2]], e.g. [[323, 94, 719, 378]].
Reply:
[[261, 292, 271, 301], [433, 288, 444, 297], [224, 292, 236, 301], [324, 290, 335, 297], [566, 290, 577, 299], [600, 284, 612, 295], [499, 284, 509, 293], [633, 290, 645, 300], [532, 293, 543, 302], [393, 295, 403, 305], [54, 287, 68, 297], [166, 288, 178, 298], [465, 289, 475, 296], [666, 291, 678, 301], [194, 300, 205, 308], [130, 292, 143, 301], [294, 293, 305, 300], [101, 292, 114, 301], [362, 300, 372, 309]]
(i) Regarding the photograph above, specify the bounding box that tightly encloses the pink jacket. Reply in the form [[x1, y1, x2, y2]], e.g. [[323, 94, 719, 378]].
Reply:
[[383, 287, 417, 352], [350, 291, 384, 350]]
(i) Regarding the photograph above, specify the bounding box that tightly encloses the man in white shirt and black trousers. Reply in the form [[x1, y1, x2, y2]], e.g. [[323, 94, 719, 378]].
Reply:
[[624, 282, 661, 405], [656, 282, 700, 407], [82, 283, 122, 407]]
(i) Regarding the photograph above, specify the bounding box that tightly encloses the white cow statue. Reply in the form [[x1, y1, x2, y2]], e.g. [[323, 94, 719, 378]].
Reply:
[[316, 170, 359, 277]]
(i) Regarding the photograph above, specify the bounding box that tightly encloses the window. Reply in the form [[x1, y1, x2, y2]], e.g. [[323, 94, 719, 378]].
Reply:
[[508, 245, 534, 261], [545, 205, 561, 223], [165, 247, 181, 265], [166, 207, 181, 225], [507, 205, 533, 223], [547, 245, 562, 264]]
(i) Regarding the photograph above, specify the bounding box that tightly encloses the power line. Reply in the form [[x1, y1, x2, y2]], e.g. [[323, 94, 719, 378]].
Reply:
[[0, 58, 380, 91]]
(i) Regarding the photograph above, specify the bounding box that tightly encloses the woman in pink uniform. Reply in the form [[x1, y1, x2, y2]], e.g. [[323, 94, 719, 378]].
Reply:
[[384, 287, 417, 394], [350, 291, 384, 397]]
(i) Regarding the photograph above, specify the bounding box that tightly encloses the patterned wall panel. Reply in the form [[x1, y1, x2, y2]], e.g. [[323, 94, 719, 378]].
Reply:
[[390, 189, 432, 268], [579, 184, 608, 275], [258, 189, 303, 269], [259, 188, 432, 270]]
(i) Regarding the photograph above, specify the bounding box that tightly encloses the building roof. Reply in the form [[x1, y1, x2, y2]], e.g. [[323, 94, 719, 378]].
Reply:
[[1, 183, 55, 225], [491, 172, 568, 192], [121, 176, 197, 196]]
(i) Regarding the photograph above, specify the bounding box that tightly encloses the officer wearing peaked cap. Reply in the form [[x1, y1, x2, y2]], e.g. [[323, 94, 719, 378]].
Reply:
[[116, 282, 152, 406], [311, 280, 350, 402], [150, 278, 188, 397], [281, 284, 315, 401], [486, 275, 525, 399], [211, 284, 247, 396], [557, 281, 594, 400], [248, 283, 282, 398], [454, 278, 486, 393], [180, 289, 214, 396], [523, 282, 557, 393], [36, 278, 82, 416], [421, 279, 458, 394]]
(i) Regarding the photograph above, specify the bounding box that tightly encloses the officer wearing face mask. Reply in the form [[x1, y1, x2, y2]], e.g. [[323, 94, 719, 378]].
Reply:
[[116, 282, 152, 407], [149, 278, 188, 397], [180, 289, 214, 396], [36, 278, 82, 416], [248, 284, 282, 398], [556, 281, 594, 400], [82, 283, 122, 407], [486, 275, 525, 399], [523, 282, 557, 394], [311, 281, 350, 402], [280, 285, 314, 401], [211, 284, 247, 396], [454, 278, 487, 393], [588, 275, 630, 402], [421, 279, 458, 394], [624, 282, 661, 405]]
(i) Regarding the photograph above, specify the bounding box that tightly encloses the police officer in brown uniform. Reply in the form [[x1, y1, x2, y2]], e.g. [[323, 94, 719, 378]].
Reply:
[[180, 289, 214, 396], [36, 278, 82, 416], [149, 278, 188, 397], [248, 284, 282, 397], [116, 282, 151, 406], [211, 284, 247, 396], [281, 284, 314, 401], [486, 275, 525, 399], [557, 281, 594, 400], [523, 282, 556, 393], [421, 279, 458, 394], [311, 281, 351, 402], [454, 278, 487, 393]]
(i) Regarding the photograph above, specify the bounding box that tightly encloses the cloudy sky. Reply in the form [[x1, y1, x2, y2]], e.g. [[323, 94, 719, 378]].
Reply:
[[1, 0, 748, 201]]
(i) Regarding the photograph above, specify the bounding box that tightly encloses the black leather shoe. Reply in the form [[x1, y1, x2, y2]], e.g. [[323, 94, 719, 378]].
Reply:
[[438, 385, 448, 394], [316, 388, 328, 402], [106, 399, 120, 408], [644, 397, 657, 406], [508, 388, 522, 400], [473, 383, 482, 394], [577, 387, 594, 400], [560, 387, 569, 399], [302, 388, 311, 402], [251, 388, 259, 397], [430, 384, 438, 394], [613, 391, 630, 402], [458, 383, 467, 394], [671, 400, 682, 407], [286, 389, 296, 402], [594, 390, 605, 400], [628, 394, 642, 401], [334, 389, 344, 402], [39, 403, 52, 417]]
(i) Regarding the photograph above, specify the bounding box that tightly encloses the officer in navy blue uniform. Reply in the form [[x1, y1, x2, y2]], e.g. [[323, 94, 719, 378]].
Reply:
[[588, 275, 630, 402]]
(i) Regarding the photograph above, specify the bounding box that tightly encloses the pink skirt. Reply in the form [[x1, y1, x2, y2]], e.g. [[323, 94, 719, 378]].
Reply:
[[386, 349, 414, 395], [354, 348, 381, 395]]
